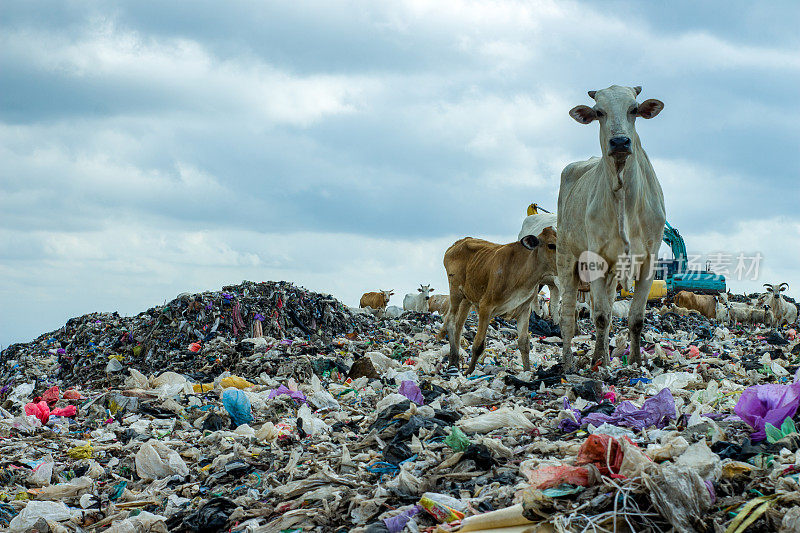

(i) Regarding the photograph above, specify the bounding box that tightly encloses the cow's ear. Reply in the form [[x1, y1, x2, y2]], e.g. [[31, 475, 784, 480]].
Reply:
[[520, 235, 539, 250], [569, 105, 596, 124], [638, 99, 664, 119], [429, 288, 434, 292]]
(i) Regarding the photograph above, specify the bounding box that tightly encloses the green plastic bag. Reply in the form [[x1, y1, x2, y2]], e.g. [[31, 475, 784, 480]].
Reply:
[[444, 426, 470, 452], [765, 417, 797, 444]]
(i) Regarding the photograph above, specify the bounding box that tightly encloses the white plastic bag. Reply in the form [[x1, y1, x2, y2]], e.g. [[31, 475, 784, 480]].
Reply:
[[297, 404, 329, 435], [9, 501, 74, 532], [458, 408, 535, 434], [135, 440, 189, 480]]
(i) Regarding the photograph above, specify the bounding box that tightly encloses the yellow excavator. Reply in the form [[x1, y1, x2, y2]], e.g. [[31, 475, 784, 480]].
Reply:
[[525, 203, 666, 301]]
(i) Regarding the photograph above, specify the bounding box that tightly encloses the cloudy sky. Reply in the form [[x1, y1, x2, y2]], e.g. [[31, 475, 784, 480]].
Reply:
[[2, 1, 798, 347]]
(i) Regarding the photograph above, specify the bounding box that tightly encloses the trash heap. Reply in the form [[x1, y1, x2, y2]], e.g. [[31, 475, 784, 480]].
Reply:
[[1, 281, 799, 533]]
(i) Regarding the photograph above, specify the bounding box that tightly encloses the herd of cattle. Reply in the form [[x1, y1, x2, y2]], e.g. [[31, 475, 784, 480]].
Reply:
[[357, 85, 798, 373]]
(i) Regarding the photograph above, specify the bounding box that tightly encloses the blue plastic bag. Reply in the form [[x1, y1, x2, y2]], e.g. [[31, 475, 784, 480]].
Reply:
[[222, 388, 253, 427]]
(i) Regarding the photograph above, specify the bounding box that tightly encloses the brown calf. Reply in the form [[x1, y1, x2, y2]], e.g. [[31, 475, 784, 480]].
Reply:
[[441, 227, 557, 374], [360, 290, 394, 310], [428, 294, 450, 316]]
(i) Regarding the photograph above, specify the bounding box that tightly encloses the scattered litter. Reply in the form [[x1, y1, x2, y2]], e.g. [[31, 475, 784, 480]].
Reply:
[[1, 280, 798, 531]]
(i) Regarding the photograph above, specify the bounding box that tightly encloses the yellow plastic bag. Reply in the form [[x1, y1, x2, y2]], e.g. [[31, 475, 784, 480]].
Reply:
[[219, 376, 253, 389]]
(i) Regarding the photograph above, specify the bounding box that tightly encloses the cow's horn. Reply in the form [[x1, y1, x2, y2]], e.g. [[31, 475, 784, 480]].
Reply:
[[763, 283, 772, 291], [633, 86, 642, 95], [779, 282, 789, 290], [587, 90, 597, 99]]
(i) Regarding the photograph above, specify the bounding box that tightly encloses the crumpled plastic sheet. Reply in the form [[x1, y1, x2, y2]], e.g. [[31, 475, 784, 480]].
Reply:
[[733, 382, 800, 441], [267, 384, 308, 404], [523, 464, 591, 489], [582, 387, 676, 430], [399, 380, 424, 405], [643, 463, 713, 533]]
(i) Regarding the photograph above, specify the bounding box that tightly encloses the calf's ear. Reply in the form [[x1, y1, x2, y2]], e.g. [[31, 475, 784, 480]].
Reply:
[[569, 105, 597, 124], [638, 99, 664, 119], [520, 235, 540, 250]]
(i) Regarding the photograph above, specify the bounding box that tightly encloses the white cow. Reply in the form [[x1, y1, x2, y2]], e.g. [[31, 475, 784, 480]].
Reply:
[[403, 284, 434, 313], [519, 213, 560, 323], [557, 85, 666, 371], [763, 283, 798, 327]]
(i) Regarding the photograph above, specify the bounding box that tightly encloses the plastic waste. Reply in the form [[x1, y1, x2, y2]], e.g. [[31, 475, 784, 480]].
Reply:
[[135, 440, 190, 480], [582, 387, 676, 430], [419, 493, 465, 523], [734, 382, 800, 441], [384, 505, 421, 533], [765, 417, 797, 444], [458, 408, 535, 434], [219, 375, 253, 389], [222, 388, 254, 427], [309, 389, 340, 411], [267, 384, 307, 403], [9, 501, 74, 532], [674, 440, 721, 481], [24, 401, 50, 424], [522, 464, 591, 489], [38, 476, 93, 499], [29, 455, 54, 487], [648, 371, 700, 393], [643, 463, 713, 532], [443, 426, 470, 451], [182, 497, 237, 532], [399, 380, 424, 405], [51, 405, 77, 418], [104, 511, 167, 533]]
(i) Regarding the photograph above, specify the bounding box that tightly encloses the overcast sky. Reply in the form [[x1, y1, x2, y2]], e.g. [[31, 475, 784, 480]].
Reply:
[[2, 1, 799, 347]]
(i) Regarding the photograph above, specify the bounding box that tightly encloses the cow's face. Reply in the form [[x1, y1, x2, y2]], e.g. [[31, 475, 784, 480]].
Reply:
[[521, 226, 557, 275], [569, 85, 663, 165], [418, 284, 433, 300], [381, 290, 394, 304]]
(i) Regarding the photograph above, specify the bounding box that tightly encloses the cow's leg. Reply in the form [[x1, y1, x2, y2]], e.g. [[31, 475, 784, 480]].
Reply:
[[448, 300, 470, 369], [466, 305, 492, 374], [516, 303, 533, 371], [548, 279, 560, 324], [628, 255, 654, 367], [589, 275, 615, 367], [557, 258, 579, 373]]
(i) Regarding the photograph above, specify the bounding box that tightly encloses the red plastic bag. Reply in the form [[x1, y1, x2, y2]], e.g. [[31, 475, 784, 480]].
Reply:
[[524, 465, 591, 489], [24, 401, 51, 424], [576, 434, 634, 477], [63, 389, 84, 400]]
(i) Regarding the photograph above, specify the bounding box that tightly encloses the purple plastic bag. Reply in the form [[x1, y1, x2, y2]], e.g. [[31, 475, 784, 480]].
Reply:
[[583, 388, 676, 430], [267, 384, 307, 404], [399, 380, 424, 405], [384, 505, 421, 532], [734, 382, 800, 441]]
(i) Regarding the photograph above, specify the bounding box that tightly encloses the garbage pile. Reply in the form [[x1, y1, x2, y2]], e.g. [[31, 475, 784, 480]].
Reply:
[[1, 282, 799, 532]]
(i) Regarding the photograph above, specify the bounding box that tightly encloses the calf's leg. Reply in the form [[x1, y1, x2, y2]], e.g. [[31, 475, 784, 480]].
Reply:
[[515, 304, 533, 371], [466, 305, 491, 374], [448, 299, 470, 369]]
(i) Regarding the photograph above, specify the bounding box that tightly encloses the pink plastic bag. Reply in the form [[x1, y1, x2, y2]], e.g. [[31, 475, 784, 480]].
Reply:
[[523, 465, 590, 489], [25, 401, 51, 424], [51, 405, 77, 418]]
